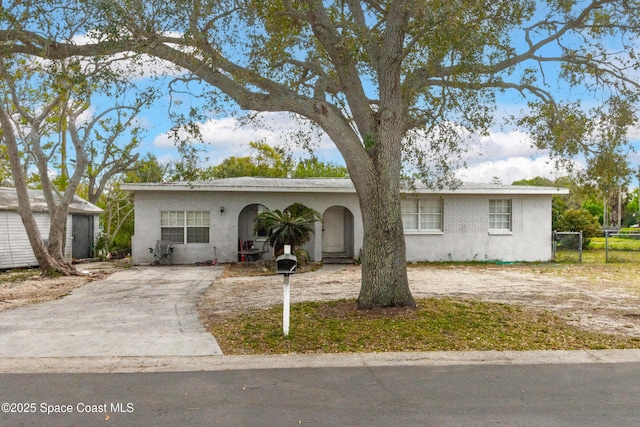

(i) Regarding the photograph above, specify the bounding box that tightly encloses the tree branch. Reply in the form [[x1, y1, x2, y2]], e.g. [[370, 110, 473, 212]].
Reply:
[[345, 0, 382, 68]]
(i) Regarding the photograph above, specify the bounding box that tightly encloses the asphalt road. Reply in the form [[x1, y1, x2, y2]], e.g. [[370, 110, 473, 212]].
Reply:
[[1, 363, 639, 426]]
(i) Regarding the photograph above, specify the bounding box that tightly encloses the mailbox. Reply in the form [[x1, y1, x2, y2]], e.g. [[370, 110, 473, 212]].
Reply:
[[276, 253, 298, 275]]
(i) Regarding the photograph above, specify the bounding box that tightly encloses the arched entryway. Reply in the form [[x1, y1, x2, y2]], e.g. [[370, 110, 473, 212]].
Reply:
[[322, 206, 354, 263], [238, 204, 269, 259]]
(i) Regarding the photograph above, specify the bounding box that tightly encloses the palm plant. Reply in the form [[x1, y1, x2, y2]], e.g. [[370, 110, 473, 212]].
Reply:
[[255, 203, 321, 257]]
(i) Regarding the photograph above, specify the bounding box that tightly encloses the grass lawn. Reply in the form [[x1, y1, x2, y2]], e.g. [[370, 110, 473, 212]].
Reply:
[[210, 298, 640, 355], [554, 240, 640, 264], [589, 237, 640, 251]]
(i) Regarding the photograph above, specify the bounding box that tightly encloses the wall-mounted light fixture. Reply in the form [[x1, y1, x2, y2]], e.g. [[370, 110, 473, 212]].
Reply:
[[220, 206, 225, 214]]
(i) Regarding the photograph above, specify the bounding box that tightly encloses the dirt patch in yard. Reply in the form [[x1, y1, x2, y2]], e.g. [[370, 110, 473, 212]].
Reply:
[[0, 260, 131, 312], [200, 263, 640, 338]]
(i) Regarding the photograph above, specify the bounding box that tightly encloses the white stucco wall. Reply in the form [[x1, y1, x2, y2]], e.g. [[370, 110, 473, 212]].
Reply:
[[130, 190, 363, 265], [129, 185, 556, 265], [403, 195, 552, 262]]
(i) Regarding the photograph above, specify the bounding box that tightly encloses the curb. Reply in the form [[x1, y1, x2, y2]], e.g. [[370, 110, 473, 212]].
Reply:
[[2, 349, 640, 374]]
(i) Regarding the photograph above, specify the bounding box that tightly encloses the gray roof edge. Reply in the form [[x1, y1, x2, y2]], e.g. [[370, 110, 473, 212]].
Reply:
[[0, 187, 103, 214], [120, 178, 569, 195]]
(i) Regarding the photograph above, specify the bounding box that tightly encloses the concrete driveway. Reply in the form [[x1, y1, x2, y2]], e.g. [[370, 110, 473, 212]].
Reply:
[[0, 266, 224, 358]]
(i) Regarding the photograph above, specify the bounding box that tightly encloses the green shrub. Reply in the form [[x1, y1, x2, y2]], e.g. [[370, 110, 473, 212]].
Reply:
[[556, 209, 602, 249], [255, 203, 321, 257]]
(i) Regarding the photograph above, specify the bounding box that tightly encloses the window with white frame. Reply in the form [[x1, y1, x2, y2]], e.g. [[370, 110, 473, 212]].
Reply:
[[489, 199, 511, 231], [161, 211, 210, 243], [401, 198, 443, 232]]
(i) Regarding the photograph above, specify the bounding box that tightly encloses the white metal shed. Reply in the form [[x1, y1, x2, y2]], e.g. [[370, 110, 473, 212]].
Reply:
[[0, 187, 102, 270]]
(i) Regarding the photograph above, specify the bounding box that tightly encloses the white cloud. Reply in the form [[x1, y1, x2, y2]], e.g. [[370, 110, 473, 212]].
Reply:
[[151, 112, 343, 165], [627, 123, 640, 141], [71, 33, 187, 80], [151, 113, 620, 185], [457, 156, 582, 184], [450, 128, 573, 183], [464, 130, 539, 165], [22, 36, 184, 81], [455, 123, 640, 184], [74, 105, 95, 126]]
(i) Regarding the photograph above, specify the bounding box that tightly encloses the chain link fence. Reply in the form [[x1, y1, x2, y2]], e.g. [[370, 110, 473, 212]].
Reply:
[[552, 231, 583, 262], [552, 230, 640, 263], [604, 230, 640, 262]]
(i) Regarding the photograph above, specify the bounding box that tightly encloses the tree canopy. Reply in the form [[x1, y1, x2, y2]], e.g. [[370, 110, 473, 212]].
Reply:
[[204, 141, 293, 178], [202, 141, 349, 178]]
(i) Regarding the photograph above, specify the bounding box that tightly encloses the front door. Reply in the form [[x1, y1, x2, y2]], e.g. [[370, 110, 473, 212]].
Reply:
[[322, 206, 345, 254]]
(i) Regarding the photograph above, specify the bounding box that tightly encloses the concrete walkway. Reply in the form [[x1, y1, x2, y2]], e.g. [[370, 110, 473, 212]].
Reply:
[[0, 266, 224, 358]]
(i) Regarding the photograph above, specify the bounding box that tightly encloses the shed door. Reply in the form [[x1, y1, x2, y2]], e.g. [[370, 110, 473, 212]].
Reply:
[[72, 215, 94, 259]]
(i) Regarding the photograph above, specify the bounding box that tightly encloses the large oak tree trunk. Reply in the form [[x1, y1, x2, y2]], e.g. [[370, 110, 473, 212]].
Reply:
[[356, 176, 415, 309], [350, 110, 416, 309]]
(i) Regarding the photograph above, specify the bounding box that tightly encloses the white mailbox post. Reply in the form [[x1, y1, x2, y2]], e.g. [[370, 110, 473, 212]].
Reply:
[[275, 245, 297, 336]]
